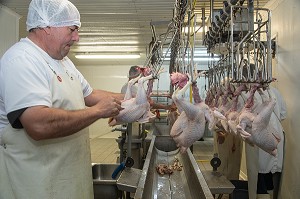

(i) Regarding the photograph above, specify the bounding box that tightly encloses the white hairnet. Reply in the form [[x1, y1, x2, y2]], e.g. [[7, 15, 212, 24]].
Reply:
[[26, 0, 81, 31]]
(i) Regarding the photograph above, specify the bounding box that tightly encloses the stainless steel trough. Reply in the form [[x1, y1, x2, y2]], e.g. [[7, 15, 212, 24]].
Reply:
[[92, 164, 122, 199], [134, 135, 214, 199]]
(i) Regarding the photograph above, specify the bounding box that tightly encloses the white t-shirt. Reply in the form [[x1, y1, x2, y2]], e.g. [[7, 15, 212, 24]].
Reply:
[[0, 37, 93, 131]]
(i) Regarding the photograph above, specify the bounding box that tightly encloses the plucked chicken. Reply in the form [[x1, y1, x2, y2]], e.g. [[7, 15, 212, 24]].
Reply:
[[226, 84, 248, 135], [236, 84, 280, 156], [170, 81, 206, 153], [170, 72, 218, 153], [108, 73, 156, 126]]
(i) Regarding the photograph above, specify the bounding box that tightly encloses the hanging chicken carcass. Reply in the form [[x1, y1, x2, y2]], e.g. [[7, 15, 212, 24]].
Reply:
[[169, 72, 218, 153], [108, 73, 156, 126], [170, 81, 206, 153], [236, 84, 281, 156], [226, 83, 248, 135]]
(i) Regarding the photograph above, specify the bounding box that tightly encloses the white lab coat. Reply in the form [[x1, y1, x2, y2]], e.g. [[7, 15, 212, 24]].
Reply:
[[258, 87, 287, 174], [243, 86, 286, 199]]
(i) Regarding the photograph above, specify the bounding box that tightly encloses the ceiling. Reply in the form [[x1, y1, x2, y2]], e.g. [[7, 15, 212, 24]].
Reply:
[[0, 0, 271, 66]]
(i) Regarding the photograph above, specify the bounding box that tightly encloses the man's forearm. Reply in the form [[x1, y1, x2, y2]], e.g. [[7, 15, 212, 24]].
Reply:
[[20, 106, 102, 140]]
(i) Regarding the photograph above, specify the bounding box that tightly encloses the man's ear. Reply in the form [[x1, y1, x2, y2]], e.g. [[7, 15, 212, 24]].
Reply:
[[43, 27, 52, 35]]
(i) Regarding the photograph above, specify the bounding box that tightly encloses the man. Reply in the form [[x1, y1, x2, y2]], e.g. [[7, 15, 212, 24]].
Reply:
[[0, 0, 123, 198]]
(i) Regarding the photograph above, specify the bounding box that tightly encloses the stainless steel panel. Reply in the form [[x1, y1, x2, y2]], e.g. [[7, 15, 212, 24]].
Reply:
[[202, 171, 235, 194], [117, 167, 142, 193], [134, 135, 214, 199]]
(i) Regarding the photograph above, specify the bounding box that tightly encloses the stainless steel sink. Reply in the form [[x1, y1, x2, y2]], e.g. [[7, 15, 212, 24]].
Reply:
[[92, 164, 122, 199]]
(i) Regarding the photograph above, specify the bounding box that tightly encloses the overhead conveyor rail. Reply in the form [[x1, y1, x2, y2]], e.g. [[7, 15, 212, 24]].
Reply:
[[144, 0, 189, 78], [204, 0, 273, 88]]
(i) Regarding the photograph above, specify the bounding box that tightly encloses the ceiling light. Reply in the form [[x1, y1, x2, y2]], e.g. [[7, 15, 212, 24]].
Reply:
[[76, 41, 139, 45], [75, 54, 141, 59], [71, 46, 141, 52], [194, 57, 220, 61], [79, 32, 140, 36], [164, 57, 220, 61]]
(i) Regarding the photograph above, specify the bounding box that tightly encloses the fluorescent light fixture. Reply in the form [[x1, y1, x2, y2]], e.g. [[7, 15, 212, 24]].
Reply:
[[77, 41, 139, 45], [164, 57, 220, 61], [194, 57, 220, 61], [71, 46, 140, 52], [79, 32, 140, 36], [163, 47, 209, 56], [75, 54, 141, 59]]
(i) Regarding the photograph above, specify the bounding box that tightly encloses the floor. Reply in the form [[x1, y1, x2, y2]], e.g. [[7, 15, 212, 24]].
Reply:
[[89, 126, 230, 199], [90, 131, 121, 164]]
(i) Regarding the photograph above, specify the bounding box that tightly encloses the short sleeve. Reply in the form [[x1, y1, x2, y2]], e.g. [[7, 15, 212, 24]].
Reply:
[[1, 51, 52, 114]]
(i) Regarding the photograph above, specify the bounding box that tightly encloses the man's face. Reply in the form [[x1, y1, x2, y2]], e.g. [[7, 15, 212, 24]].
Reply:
[[47, 26, 79, 60]]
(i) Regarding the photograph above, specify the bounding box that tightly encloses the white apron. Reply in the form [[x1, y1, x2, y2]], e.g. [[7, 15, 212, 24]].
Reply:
[[0, 136, 14, 199], [1, 72, 93, 199]]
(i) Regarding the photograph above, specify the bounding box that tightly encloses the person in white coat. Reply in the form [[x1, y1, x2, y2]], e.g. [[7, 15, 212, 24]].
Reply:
[[256, 86, 287, 199], [0, 0, 124, 198]]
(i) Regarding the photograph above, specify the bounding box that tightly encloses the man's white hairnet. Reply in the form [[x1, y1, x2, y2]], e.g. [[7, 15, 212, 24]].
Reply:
[[26, 0, 81, 31]]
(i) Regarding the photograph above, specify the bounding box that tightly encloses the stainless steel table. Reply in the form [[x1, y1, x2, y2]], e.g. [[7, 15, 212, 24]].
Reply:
[[202, 170, 235, 199]]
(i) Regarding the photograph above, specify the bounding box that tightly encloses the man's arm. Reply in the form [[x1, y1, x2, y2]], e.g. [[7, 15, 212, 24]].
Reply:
[[150, 101, 177, 111], [19, 91, 123, 141]]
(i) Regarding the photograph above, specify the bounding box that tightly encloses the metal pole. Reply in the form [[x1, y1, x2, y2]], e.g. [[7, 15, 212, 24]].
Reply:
[[190, 13, 197, 80], [202, 8, 206, 44], [248, 0, 254, 32], [266, 10, 272, 82], [127, 123, 132, 158], [210, 0, 214, 24]]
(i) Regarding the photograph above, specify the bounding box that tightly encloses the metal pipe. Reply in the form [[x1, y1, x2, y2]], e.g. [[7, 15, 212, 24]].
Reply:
[[190, 13, 197, 82], [202, 8, 206, 44], [120, 132, 125, 163], [253, 36, 267, 82], [248, 0, 254, 32], [210, 0, 214, 24], [127, 123, 132, 158], [237, 32, 252, 81], [184, 10, 191, 58], [265, 9, 272, 82], [230, 5, 235, 81], [151, 24, 157, 41]]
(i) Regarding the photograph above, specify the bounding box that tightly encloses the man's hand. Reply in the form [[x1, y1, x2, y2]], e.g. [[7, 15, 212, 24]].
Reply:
[[94, 97, 123, 118]]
